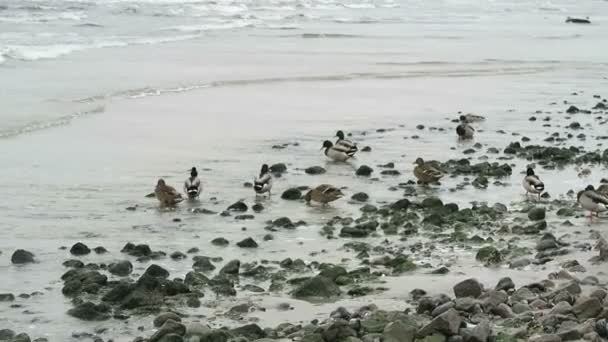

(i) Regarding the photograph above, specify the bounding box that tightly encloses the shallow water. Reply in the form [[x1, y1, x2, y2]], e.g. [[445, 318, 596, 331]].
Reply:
[[2, 0, 608, 340]]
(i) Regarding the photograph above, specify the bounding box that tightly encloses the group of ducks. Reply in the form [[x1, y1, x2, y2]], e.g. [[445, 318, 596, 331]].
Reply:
[[153, 123, 608, 219]]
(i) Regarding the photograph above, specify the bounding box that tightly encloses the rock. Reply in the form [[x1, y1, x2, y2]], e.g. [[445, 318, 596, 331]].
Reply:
[[11, 249, 35, 264], [305, 166, 326, 175], [0, 329, 15, 340], [150, 319, 186, 342], [9, 334, 31, 342], [227, 201, 248, 212], [270, 163, 287, 174], [556, 208, 575, 217], [495, 277, 515, 292], [512, 287, 536, 302], [157, 334, 183, 342], [475, 246, 503, 265], [572, 297, 602, 319], [192, 256, 216, 272], [356, 165, 374, 177], [281, 188, 302, 200], [230, 324, 266, 340], [154, 312, 182, 327], [272, 217, 295, 229], [382, 320, 417, 342], [292, 276, 341, 299], [462, 320, 490, 342], [422, 197, 443, 209], [67, 301, 110, 321], [322, 321, 356, 342], [566, 105, 580, 114], [419, 309, 462, 337], [235, 214, 254, 220], [144, 264, 170, 278], [211, 237, 229, 246], [0, 293, 15, 302], [93, 246, 107, 254], [391, 199, 411, 210], [528, 207, 546, 221], [252, 203, 264, 212], [220, 260, 240, 275], [352, 192, 369, 202], [170, 251, 187, 260], [492, 303, 514, 318], [108, 260, 133, 277], [70, 242, 91, 256], [453, 278, 483, 298], [237, 238, 258, 248], [550, 302, 573, 315], [530, 334, 561, 342]]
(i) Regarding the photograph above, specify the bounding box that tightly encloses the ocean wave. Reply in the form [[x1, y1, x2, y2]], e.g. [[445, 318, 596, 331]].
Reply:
[[342, 3, 376, 9], [0, 106, 105, 139], [165, 20, 253, 32], [0, 11, 86, 24]]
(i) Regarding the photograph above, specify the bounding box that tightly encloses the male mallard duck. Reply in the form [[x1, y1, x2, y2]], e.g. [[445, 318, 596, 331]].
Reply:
[[184, 167, 202, 199], [522, 168, 544, 200], [335, 130, 358, 153], [304, 184, 344, 205], [254, 164, 273, 195], [155, 179, 183, 206], [322, 140, 355, 162], [456, 122, 475, 139], [413, 158, 444, 184], [578, 185, 608, 218], [459, 114, 485, 123]]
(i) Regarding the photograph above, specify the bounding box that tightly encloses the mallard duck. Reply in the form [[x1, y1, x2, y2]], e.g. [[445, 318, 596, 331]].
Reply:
[[597, 179, 608, 196], [335, 130, 358, 153], [304, 184, 344, 205], [155, 179, 183, 206], [456, 122, 474, 139], [254, 164, 273, 195], [578, 185, 608, 218], [184, 167, 202, 199], [522, 168, 544, 200], [322, 140, 355, 162], [413, 158, 444, 184], [459, 114, 485, 123]]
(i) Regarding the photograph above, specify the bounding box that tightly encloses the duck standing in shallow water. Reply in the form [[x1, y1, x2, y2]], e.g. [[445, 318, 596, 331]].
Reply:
[[305, 184, 344, 206], [456, 121, 475, 140], [155, 179, 183, 206], [322, 140, 355, 162], [335, 130, 358, 154], [184, 167, 202, 199], [578, 185, 608, 218], [254, 164, 273, 196], [459, 114, 485, 124], [413, 158, 444, 185], [522, 168, 544, 200]]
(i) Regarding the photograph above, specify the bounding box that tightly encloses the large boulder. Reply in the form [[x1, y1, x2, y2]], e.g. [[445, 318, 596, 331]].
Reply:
[[528, 207, 546, 221], [67, 302, 111, 321], [281, 188, 302, 200], [150, 319, 186, 342], [11, 249, 35, 264], [572, 297, 602, 319], [292, 276, 341, 299], [230, 324, 266, 340], [70, 242, 91, 256], [418, 309, 462, 337], [453, 278, 483, 298], [108, 260, 133, 277], [382, 320, 417, 342]]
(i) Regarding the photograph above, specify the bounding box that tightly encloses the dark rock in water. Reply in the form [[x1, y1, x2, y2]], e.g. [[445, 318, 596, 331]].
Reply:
[[419, 308, 462, 337], [322, 320, 357, 342], [70, 242, 91, 256], [11, 333, 32, 342], [305, 166, 326, 175], [292, 276, 341, 299], [67, 302, 111, 321], [242, 284, 265, 293], [431, 266, 450, 274], [380, 170, 400, 176], [351, 192, 369, 202], [263, 234, 274, 241], [593, 102, 607, 110], [390, 199, 410, 210], [0, 293, 15, 302], [63, 259, 85, 268], [150, 319, 186, 342], [361, 146, 372, 152], [220, 260, 240, 275], [566, 17, 591, 24], [230, 324, 266, 340], [356, 165, 374, 177], [556, 208, 575, 217], [270, 163, 287, 174], [572, 297, 602, 319], [527, 207, 546, 221], [11, 249, 35, 264], [272, 217, 295, 229], [227, 201, 248, 212], [187, 247, 199, 254], [154, 312, 182, 327], [360, 204, 377, 213], [144, 264, 170, 278], [596, 319, 608, 338], [209, 274, 236, 296], [237, 238, 258, 248], [568, 122, 581, 129], [281, 188, 302, 200], [211, 237, 229, 246], [422, 197, 443, 209], [192, 256, 216, 272], [472, 176, 488, 189], [170, 251, 187, 260], [252, 203, 264, 212], [513, 220, 547, 235], [235, 214, 254, 220], [93, 246, 107, 254], [566, 105, 580, 113], [108, 260, 133, 277], [121, 243, 152, 257], [475, 246, 503, 265], [0, 329, 16, 340], [184, 271, 209, 287], [453, 278, 483, 298], [495, 277, 515, 292]]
